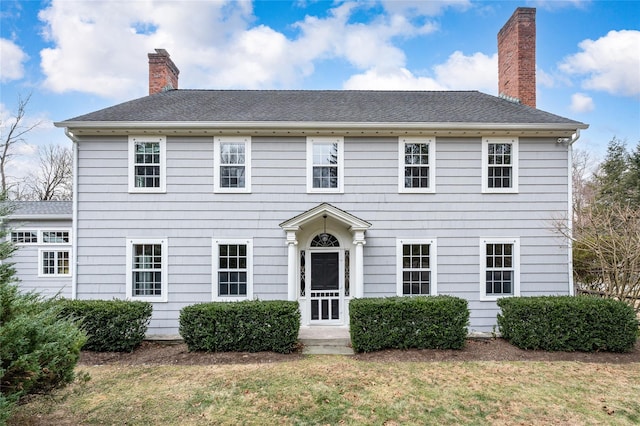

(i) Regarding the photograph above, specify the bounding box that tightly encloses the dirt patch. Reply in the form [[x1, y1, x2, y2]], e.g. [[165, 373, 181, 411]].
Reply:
[[79, 338, 640, 366]]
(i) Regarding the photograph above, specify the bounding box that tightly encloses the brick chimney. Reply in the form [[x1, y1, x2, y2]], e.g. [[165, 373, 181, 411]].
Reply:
[[148, 49, 179, 95], [498, 7, 536, 108]]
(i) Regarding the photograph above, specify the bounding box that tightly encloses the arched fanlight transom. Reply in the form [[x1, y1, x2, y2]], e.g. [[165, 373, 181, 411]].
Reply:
[[311, 233, 340, 247]]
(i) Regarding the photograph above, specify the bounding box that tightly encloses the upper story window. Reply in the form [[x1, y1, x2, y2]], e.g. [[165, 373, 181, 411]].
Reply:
[[482, 137, 518, 193], [128, 136, 166, 193], [212, 239, 253, 301], [480, 238, 520, 301], [126, 238, 168, 302], [399, 137, 436, 193], [11, 230, 38, 244], [396, 238, 437, 296], [307, 137, 344, 193], [214, 136, 251, 193]]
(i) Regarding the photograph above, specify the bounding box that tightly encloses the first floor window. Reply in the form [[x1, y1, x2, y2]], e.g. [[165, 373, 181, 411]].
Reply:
[[129, 136, 166, 192], [396, 239, 437, 296], [11, 230, 38, 244], [481, 238, 519, 300], [126, 238, 168, 302], [42, 230, 70, 244], [40, 250, 70, 276], [213, 239, 253, 300]]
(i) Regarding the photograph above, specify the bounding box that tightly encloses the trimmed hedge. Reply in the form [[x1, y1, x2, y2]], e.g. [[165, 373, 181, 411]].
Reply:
[[179, 300, 300, 353], [59, 299, 152, 352], [497, 296, 639, 352], [349, 296, 469, 353]]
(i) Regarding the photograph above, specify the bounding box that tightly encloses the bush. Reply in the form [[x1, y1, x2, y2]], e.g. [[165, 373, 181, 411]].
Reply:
[[59, 299, 152, 352], [179, 300, 300, 353], [497, 296, 639, 352], [349, 296, 469, 353], [1, 282, 86, 416]]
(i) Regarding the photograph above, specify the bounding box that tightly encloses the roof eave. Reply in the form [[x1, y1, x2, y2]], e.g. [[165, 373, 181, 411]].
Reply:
[[55, 120, 589, 137]]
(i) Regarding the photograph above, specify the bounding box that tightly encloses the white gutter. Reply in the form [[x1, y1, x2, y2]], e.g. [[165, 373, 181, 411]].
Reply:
[[566, 129, 581, 296], [65, 128, 79, 300]]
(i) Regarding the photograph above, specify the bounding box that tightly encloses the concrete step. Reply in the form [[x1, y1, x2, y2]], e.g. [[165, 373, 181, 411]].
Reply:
[[300, 337, 354, 355]]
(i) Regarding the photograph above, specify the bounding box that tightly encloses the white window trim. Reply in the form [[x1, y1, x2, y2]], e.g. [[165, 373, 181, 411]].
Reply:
[[481, 137, 519, 193], [37, 248, 71, 278], [480, 237, 520, 301], [212, 238, 253, 301], [9, 228, 72, 245], [398, 137, 436, 193], [128, 136, 167, 193], [126, 238, 168, 302], [396, 238, 438, 296], [213, 136, 251, 193], [306, 136, 344, 194]]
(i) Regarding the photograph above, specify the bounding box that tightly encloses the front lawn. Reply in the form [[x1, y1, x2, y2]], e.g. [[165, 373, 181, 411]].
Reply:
[[9, 357, 640, 425]]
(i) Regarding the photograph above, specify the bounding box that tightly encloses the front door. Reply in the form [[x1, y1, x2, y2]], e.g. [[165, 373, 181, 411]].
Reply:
[[309, 252, 341, 322]]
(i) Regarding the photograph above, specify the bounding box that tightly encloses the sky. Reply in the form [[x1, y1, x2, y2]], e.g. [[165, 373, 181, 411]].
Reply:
[[1, 0, 639, 182]]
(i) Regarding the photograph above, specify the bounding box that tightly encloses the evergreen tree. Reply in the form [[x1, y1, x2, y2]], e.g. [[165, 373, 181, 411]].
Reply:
[[593, 137, 631, 206]]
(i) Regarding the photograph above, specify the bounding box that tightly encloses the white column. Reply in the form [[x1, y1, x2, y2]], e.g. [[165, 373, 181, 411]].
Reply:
[[353, 230, 366, 298], [286, 231, 298, 301]]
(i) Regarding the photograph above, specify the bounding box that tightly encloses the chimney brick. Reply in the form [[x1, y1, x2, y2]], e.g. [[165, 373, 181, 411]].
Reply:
[[148, 49, 180, 95], [498, 8, 536, 108]]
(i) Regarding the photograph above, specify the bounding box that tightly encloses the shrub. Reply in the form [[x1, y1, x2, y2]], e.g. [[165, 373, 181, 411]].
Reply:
[[179, 300, 300, 353], [497, 296, 638, 352], [59, 299, 152, 352], [349, 296, 469, 353], [1, 282, 86, 416]]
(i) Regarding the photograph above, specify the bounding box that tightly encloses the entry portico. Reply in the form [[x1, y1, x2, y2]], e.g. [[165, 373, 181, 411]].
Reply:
[[280, 203, 371, 326]]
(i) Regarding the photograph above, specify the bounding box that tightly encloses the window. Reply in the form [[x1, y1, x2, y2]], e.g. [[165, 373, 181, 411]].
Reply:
[[396, 239, 437, 296], [399, 137, 435, 193], [42, 230, 70, 244], [126, 238, 168, 302], [307, 137, 344, 193], [11, 230, 38, 244], [482, 137, 518, 193], [39, 249, 70, 277], [480, 238, 520, 300], [128, 136, 166, 193], [214, 136, 251, 192], [213, 239, 253, 301]]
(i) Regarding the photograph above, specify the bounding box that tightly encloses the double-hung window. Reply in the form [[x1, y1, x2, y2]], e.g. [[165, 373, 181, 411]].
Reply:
[[396, 239, 437, 296], [39, 249, 70, 277], [126, 238, 168, 302], [212, 239, 253, 301], [128, 136, 166, 193], [480, 238, 520, 300], [307, 137, 344, 193], [399, 137, 436, 193], [482, 137, 518, 193], [214, 136, 251, 192]]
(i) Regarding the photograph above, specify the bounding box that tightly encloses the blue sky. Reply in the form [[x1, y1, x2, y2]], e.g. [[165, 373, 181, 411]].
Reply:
[[1, 0, 639, 181]]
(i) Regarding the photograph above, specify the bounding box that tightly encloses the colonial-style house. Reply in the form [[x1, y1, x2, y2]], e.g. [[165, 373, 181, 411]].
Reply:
[[5, 201, 73, 298], [50, 8, 586, 337]]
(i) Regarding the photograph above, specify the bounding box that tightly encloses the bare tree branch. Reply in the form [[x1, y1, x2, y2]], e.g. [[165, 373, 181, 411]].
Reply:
[[19, 144, 73, 201]]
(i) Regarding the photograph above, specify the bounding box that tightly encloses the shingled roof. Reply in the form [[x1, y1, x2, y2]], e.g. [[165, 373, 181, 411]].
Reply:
[[59, 90, 586, 128], [7, 201, 72, 219]]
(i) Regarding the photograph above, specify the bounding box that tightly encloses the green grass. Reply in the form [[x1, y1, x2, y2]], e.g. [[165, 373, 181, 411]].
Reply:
[[9, 358, 640, 425]]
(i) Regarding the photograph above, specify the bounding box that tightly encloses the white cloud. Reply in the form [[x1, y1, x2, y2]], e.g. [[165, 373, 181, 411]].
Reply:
[[559, 30, 640, 97], [0, 38, 28, 82], [570, 92, 595, 113], [343, 67, 445, 90], [433, 51, 497, 93]]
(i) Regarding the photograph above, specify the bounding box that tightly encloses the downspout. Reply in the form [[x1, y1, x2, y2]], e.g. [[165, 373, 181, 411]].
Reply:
[[566, 129, 581, 296], [65, 128, 79, 300]]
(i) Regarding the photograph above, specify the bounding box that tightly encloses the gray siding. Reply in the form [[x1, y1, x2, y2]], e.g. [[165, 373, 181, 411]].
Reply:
[[75, 135, 571, 335], [6, 218, 73, 299]]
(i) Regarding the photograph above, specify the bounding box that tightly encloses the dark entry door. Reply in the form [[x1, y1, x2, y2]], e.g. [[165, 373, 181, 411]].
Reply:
[[310, 252, 340, 321]]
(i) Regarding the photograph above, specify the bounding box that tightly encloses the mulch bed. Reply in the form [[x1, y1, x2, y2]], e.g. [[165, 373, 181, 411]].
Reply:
[[79, 338, 640, 366]]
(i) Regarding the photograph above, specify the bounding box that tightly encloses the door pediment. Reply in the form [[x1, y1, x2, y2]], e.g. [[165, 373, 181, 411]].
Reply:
[[279, 203, 371, 233]]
